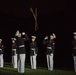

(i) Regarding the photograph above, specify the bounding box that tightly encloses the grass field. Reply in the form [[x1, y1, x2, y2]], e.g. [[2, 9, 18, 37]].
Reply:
[[0, 66, 76, 75]]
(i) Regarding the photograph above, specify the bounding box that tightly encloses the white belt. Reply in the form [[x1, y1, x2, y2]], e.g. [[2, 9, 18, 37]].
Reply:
[[19, 45, 25, 48], [12, 49, 16, 51], [31, 48, 35, 51], [31, 48, 36, 55], [0, 49, 2, 50], [47, 47, 52, 49]]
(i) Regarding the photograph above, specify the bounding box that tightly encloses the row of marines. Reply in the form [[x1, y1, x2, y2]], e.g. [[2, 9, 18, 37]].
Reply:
[[0, 31, 76, 73]]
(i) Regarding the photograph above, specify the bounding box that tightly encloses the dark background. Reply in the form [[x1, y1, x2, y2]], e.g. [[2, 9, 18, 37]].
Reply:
[[0, 0, 76, 70]]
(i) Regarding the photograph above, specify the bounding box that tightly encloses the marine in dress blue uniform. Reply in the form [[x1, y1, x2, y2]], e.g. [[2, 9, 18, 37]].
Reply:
[[11, 38, 17, 68], [30, 36, 38, 69], [15, 30, 29, 73], [43, 33, 56, 71]]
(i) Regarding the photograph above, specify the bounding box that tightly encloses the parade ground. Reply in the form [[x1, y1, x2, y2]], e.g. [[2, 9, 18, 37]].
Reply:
[[0, 65, 76, 75]]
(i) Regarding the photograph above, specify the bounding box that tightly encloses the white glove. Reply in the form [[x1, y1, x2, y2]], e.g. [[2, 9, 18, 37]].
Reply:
[[15, 30, 19, 36], [52, 33, 56, 39], [22, 32, 25, 35], [14, 38, 16, 41], [44, 36, 48, 40], [11, 38, 16, 41]]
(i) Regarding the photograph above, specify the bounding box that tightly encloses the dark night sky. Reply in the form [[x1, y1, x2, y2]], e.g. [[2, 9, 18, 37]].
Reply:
[[0, 0, 65, 17], [0, 0, 76, 70]]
